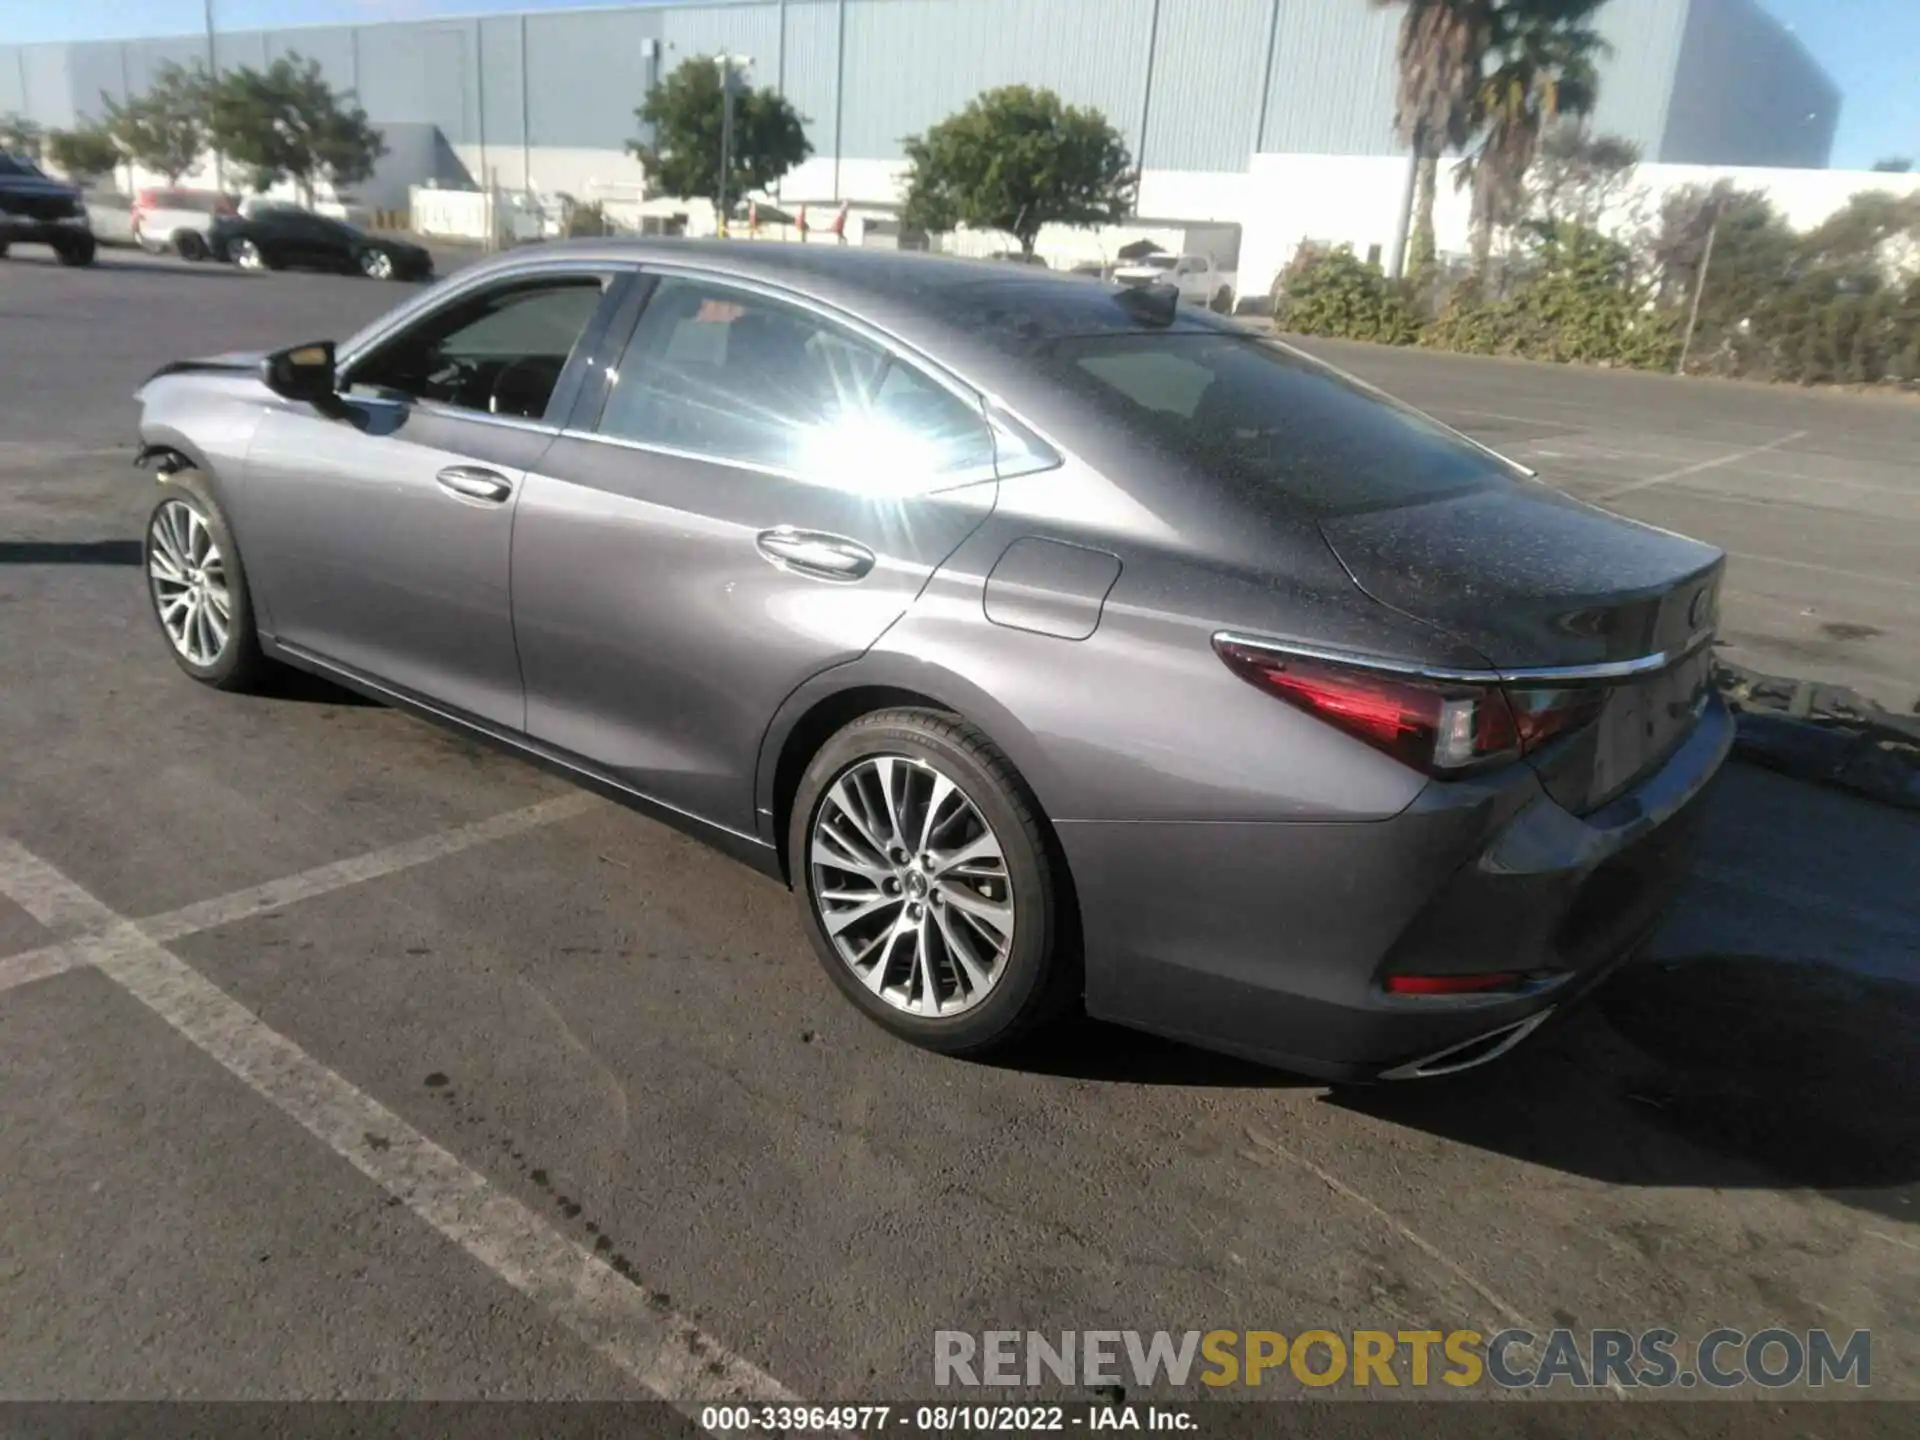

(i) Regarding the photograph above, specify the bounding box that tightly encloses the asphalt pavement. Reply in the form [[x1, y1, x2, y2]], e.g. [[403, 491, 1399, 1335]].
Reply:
[[0, 246, 1915, 1418]]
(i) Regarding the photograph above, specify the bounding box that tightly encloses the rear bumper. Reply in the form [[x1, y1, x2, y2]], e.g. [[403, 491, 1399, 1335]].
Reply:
[[1063, 695, 1735, 1080]]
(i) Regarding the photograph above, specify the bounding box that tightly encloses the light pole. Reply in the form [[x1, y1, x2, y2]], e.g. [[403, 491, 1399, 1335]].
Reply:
[[714, 53, 753, 237], [204, 0, 223, 192]]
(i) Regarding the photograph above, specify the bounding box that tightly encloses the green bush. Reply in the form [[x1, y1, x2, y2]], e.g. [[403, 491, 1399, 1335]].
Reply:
[[1272, 245, 1418, 345], [1270, 197, 1916, 390]]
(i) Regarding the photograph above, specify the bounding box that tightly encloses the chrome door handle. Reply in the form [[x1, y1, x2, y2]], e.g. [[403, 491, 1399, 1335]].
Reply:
[[435, 465, 514, 504], [755, 527, 876, 580]]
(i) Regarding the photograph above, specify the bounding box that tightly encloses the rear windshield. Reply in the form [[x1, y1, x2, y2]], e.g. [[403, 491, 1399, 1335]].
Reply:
[[1038, 332, 1512, 516]]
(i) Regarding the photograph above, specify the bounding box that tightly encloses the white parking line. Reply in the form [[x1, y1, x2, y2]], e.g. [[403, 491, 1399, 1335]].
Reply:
[[1594, 430, 1809, 502], [0, 835, 804, 1415], [0, 794, 597, 998], [1726, 549, 1920, 593]]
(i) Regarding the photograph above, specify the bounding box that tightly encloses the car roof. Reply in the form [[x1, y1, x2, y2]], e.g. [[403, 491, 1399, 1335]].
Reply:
[[453, 237, 1232, 368]]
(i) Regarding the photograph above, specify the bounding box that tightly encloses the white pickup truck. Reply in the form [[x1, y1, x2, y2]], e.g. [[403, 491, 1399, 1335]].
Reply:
[[1111, 252, 1236, 312]]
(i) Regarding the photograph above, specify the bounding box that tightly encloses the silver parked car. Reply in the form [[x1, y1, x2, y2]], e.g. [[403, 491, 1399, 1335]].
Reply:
[[132, 241, 1732, 1079]]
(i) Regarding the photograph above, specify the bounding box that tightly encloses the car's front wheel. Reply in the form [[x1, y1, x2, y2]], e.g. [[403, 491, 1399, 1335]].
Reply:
[[230, 238, 272, 272], [358, 248, 397, 280], [790, 708, 1075, 1056], [144, 471, 274, 692]]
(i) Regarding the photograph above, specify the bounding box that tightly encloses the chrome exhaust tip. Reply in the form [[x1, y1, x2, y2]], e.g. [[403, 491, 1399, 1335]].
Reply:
[[1379, 1008, 1555, 1080]]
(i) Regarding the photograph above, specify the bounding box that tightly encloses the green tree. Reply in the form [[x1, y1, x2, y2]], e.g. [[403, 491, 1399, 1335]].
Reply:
[[628, 59, 811, 211], [0, 113, 45, 161], [101, 62, 210, 186], [1373, 0, 1497, 275], [1456, 0, 1609, 277], [45, 124, 122, 186], [899, 85, 1134, 256], [1528, 123, 1640, 229], [207, 55, 386, 206]]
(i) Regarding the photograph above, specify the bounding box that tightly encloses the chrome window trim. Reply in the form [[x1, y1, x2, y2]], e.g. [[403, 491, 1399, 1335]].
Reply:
[[1210, 628, 1715, 686], [347, 392, 562, 437], [555, 425, 1000, 493]]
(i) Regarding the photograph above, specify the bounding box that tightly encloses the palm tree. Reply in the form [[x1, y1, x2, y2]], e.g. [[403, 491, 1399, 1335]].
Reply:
[[1374, 0, 1497, 276], [1455, 0, 1611, 276]]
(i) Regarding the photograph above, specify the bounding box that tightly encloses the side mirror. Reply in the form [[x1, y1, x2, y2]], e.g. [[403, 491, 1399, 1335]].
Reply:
[[262, 340, 339, 407]]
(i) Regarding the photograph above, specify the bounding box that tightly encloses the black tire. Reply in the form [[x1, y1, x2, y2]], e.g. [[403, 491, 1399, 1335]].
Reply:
[[143, 469, 275, 693], [0, 241, 9, 259], [53, 233, 97, 267], [1210, 286, 1233, 314], [173, 230, 208, 262], [788, 707, 1076, 1056]]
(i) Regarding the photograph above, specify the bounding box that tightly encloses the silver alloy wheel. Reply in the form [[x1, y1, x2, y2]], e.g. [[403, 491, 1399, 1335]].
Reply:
[[233, 239, 263, 271], [361, 249, 394, 279], [148, 500, 232, 668], [809, 754, 1015, 1018]]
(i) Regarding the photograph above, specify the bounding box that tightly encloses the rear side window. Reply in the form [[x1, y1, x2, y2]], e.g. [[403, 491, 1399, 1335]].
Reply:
[[597, 276, 995, 486], [1041, 333, 1511, 516]]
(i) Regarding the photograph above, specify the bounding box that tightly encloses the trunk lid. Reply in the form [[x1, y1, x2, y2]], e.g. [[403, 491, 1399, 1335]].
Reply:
[[1318, 483, 1725, 812]]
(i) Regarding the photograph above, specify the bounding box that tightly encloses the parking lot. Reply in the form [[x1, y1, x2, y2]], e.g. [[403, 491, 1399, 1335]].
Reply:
[[1, 247, 1916, 1418]]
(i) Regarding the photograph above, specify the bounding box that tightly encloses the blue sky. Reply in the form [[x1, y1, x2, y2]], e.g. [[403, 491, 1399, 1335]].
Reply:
[[8, 0, 1916, 169]]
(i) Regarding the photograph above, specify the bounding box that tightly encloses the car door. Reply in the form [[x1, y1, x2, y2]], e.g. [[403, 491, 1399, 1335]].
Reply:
[[238, 265, 625, 730], [510, 271, 1004, 835]]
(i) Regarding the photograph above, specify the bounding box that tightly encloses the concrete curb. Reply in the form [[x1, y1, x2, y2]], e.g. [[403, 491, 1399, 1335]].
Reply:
[[1715, 662, 1920, 811]]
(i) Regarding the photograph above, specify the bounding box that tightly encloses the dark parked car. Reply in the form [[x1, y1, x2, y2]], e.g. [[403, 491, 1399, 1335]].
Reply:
[[0, 153, 96, 265], [131, 241, 1731, 1079], [211, 206, 432, 280]]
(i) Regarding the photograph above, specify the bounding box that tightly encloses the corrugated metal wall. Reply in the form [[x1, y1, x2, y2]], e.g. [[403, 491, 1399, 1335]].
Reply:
[[0, 0, 1837, 177], [1259, 0, 1401, 155], [1142, 0, 1271, 172], [1584, 0, 1690, 157], [1659, 0, 1839, 167], [839, 0, 1156, 159]]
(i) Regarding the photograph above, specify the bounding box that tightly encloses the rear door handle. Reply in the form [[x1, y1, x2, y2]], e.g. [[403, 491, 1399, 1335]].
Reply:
[[435, 465, 514, 505], [755, 527, 875, 581]]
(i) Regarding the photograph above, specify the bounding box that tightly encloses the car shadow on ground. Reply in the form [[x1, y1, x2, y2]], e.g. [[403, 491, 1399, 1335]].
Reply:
[[0, 540, 142, 565], [1327, 953, 1919, 1219]]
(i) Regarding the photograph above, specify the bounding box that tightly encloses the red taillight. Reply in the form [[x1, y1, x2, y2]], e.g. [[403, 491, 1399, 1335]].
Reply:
[[1214, 639, 1519, 775], [1503, 685, 1606, 751], [1385, 972, 1524, 995], [1213, 639, 1605, 777]]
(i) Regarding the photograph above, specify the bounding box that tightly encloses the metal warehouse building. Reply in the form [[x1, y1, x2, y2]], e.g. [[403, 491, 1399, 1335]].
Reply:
[[3, 0, 1838, 284]]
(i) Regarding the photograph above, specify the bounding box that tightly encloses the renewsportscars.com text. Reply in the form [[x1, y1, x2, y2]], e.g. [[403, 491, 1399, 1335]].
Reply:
[[933, 1328, 1872, 1391]]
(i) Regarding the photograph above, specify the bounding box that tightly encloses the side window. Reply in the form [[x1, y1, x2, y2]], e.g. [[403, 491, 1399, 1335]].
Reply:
[[345, 275, 608, 421], [596, 276, 994, 487]]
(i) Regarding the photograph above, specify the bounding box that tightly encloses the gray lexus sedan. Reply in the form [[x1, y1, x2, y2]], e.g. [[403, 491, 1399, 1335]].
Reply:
[[133, 240, 1732, 1080]]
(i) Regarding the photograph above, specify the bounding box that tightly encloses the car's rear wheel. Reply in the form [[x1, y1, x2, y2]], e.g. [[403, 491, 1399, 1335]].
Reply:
[[1210, 286, 1233, 314], [173, 230, 208, 262], [53, 232, 97, 267], [790, 708, 1074, 1056], [231, 238, 272, 272], [358, 248, 397, 280], [144, 471, 273, 692]]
